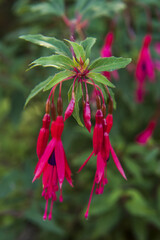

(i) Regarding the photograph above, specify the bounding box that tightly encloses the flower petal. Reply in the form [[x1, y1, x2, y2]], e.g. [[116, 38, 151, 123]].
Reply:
[[64, 151, 73, 187], [77, 151, 94, 173], [55, 140, 65, 187], [95, 152, 105, 184], [109, 140, 127, 180], [33, 138, 56, 182]]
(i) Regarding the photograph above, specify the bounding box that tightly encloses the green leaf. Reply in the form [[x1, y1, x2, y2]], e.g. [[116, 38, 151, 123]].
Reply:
[[30, 55, 75, 70], [125, 189, 156, 217], [87, 72, 115, 88], [24, 76, 52, 107], [20, 34, 71, 57], [88, 57, 132, 72], [44, 70, 74, 91], [65, 40, 86, 61], [29, 0, 64, 17], [81, 37, 96, 58], [68, 82, 83, 126]]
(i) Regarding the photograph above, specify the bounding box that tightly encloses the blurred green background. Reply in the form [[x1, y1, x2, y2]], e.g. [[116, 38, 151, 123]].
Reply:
[[0, 0, 160, 240]]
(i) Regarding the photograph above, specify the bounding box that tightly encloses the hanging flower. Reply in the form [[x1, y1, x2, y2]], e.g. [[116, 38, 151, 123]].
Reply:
[[101, 32, 119, 81], [33, 115, 73, 220], [135, 34, 155, 102], [78, 113, 127, 218], [136, 119, 157, 145]]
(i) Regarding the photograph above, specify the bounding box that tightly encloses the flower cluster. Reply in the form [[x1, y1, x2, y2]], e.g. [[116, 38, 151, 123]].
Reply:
[[21, 34, 131, 220], [78, 97, 127, 218]]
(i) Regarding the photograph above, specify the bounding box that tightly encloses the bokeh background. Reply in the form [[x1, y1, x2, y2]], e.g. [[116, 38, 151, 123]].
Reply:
[[0, 0, 160, 240]]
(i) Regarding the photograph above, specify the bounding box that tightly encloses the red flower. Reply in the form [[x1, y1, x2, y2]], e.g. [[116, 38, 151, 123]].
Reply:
[[93, 109, 103, 155], [78, 113, 127, 218], [83, 101, 91, 132], [101, 32, 119, 81], [136, 119, 157, 145], [33, 116, 73, 220], [36, 113, 51, 159], [135, 35, 155, 102]]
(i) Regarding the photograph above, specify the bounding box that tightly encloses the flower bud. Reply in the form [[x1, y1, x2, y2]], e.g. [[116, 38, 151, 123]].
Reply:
[[101, 118, 110, 161], [64, 97, 75, 121], [36, 113, 51, 159], [83, 101, 91, 132]]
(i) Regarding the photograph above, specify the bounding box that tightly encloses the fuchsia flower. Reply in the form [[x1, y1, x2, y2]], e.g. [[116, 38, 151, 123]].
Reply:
[[83, 101, 91, 132], [135, 34, 155, 102], [33, 115, 73, 220], [36, 113, 51, 159], [154, 42, 160, 55], [78, 112, 127, 219], [136, 119, 157, 145], [101, 32, 119, 81]]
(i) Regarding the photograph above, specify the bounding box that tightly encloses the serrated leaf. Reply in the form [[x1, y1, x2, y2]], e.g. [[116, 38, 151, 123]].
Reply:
[[87, 72, 115, 88], [30, 55, 74, 70], [20, 34, 71, 57], [88, 57, 132, 72], [24, 76, 52, 107], [81, 37, 96, 58], [44, 70, 74, 91], [68, 82, 83, 126], [65, 40, 86, 61]]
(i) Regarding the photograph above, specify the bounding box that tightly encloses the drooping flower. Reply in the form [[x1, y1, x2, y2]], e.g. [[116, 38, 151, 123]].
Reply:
[[78, 113, 127, 218], [36, 113, 51, 159], [64, 96, 75, 121], [135, 34, 155, 102], [83, 100, 91, 132], [136, 119, 157, 145], [33, 115, 73, 220], [93, 109, 103, 155], [101, 32, 119, 81]]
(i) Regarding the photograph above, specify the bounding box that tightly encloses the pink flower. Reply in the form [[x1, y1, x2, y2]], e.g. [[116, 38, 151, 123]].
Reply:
[[64, 97, 75, 121], [83, 101, 91, 132], [36, 113, 51, 159], [78, 114, 127, 218], [93, 109, 103, 155], [33, 116, 73, 220], [101, 32, 119, 81], [135, 34, 155, 102], [136, 119, 157, 145], [154, 42, 160, 55]]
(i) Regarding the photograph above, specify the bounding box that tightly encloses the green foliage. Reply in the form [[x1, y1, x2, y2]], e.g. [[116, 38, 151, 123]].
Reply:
[[88, 57, 132, 72], [20, 34, 71, 57]]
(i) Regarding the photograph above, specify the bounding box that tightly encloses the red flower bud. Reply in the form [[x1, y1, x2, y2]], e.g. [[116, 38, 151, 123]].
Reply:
[[93, 109, 103, 155], [106, 114, 113, 133], [101, 118, 110, 161], [36, 113, 51, 159], [64, 97, 75, 121], [83, 101, 91, 132]]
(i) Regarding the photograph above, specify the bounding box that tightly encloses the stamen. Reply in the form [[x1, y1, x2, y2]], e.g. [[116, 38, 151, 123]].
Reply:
[[48, 197, 54, 220], [43, 198, 49, 221], [84, 176, 96, 219]]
